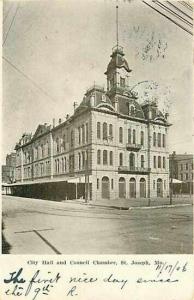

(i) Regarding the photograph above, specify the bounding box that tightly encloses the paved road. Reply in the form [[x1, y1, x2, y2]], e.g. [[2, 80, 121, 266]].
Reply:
[[2, 195, 193, 254]]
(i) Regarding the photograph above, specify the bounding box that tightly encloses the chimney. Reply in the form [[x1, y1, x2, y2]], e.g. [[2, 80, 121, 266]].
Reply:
[[73, 102, 78, 112], [66, 114, 70, 120], [59, 118, 62, 124], [52, 118, 55, 128]]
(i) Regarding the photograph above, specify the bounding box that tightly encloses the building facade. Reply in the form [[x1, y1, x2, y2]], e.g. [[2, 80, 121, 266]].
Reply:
[[169, 152, 193, 183], [2, 152, 16, 183], [14, 45, 170, 201]]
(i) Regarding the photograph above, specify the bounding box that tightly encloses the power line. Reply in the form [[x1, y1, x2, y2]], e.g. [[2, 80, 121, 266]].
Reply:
[[3, 4, 19, 46], [180, 1, 193, 11], [154, 0, 193, 27], [166, 1, 193, 21], [3, 56, 57, 103], [142, 1, 193, 36]]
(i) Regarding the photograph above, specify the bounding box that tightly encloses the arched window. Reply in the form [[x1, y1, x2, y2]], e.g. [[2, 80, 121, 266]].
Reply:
[[64, 157, 67, 172], [119, 153, 123, 166], [162, 134, 165, 147], [133, 129, 136, 144], [163, 157, 166, 169], [109, 124, 113, 138], [97, 122, 101, 139], [97, 150, 101, 164], [130, 105, 135, 115], [153, 132, 156, 146], [78, 127, 81, 144], [119, 127, 123, 143], [110, 151, 113, 165], [128, 128, 131, 144], [129, 152, 135, 170], [103, 122, 108, 140], [158, 156, 161, 168], [102, 176, 110, 199], [103, 150, 108, 165], [129, 178, 136, 198], [119, 177, 126, 198], [158, 133, 161, 147], [141, 155, 144, 168], [140, 131, 144, 146], [140, 178, 146, 198]]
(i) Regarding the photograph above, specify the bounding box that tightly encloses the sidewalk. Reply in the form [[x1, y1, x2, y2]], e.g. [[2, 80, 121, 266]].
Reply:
[[65, 196, 193, 210]]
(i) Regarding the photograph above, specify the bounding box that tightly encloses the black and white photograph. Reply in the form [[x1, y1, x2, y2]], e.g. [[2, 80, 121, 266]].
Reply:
[[2, 0, 193, 255]]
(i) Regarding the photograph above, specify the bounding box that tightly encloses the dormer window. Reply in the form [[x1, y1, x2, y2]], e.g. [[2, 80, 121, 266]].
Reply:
[[101, 94, 106, 102], [129, 104, 135, 115], [120, 77, 125, 87]]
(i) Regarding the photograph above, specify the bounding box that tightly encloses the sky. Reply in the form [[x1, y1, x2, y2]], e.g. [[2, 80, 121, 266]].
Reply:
[[2, 0, 193, 164]]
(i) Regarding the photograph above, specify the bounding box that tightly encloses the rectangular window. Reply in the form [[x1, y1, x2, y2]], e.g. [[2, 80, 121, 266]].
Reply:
[[154, 156, 156, 168], [133, 129, 136, 144], [162, 134, 165, 147], [141, 155, 144, 168], [103, 150, 108, 165], [186, 163, 188, 170], [158, 156, 161, 168], [158, 133, 161, 147], [103, 123, 108, 140], [86, 123, 89, 143], [128, 128, 131, 144], [78, 127, 81, 145], [153, 132, 156, 147], [120, 77, 125, 87], [153, 180, 155, 189], [140, 131, 144, 146], [109, 124, 113, 138], [119, 127, 123, 143], [181, 164, 183, 171], [82, 125, 85, 144], [97, 122, 101, 139], [186, 173, 188, 180], [163, 157, 166, 169], [97, 150, 101, 164], [119, 153, 123, 166], [110, 151, 113, 166]]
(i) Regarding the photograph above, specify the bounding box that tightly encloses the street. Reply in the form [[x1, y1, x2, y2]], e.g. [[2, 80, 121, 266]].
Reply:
[[2, 195, 193, 254]]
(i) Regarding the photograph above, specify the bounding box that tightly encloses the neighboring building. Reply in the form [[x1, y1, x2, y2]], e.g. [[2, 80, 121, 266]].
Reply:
[[169, 152, 193, 183], [14, 45, 171, 201], [2, 152, 16, 183]]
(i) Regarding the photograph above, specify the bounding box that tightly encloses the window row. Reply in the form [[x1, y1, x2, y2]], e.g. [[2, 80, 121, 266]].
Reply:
[[97, 122, 113, 140], [97, 122, 145, 146], [153, 132, 166, 147], [153, 156, 166, 169], [34, 161, 50, 177], [78, 123, 89, 145], [180, 163, 193, 171]]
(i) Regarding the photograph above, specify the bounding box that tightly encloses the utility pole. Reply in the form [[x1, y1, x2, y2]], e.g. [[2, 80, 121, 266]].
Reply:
[[170, 151, 175, 205]]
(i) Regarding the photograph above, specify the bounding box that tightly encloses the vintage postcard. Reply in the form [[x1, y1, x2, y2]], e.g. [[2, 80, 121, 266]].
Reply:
[[1, 0, 193, 299]]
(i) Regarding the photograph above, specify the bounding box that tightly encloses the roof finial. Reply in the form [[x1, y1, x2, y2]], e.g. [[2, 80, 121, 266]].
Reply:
[[116, 5, 119, 47]]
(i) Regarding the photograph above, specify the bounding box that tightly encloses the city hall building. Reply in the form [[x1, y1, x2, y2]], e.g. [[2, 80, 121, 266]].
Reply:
[[14, 44, 170, 202]]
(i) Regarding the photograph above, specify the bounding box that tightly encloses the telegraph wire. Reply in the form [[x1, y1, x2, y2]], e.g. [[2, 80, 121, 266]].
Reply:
[[166, 1, 193, 21], [142, 1, 193, 35], [3, 4, 19, 46], [180, 1, 193, 11], [154, 0, 193, 27], [3, 56, 57, 103]]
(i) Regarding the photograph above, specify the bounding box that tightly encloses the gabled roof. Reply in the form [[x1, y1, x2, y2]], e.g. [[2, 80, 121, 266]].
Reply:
[[33, 124, 50, 140]]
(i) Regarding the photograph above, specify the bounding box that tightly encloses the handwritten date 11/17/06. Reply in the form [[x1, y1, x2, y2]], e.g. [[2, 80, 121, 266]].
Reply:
[[154, 260, 188, 277]]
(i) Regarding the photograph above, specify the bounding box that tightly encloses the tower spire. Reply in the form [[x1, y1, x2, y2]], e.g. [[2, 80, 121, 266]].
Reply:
[[116, 5, 119, 47]]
